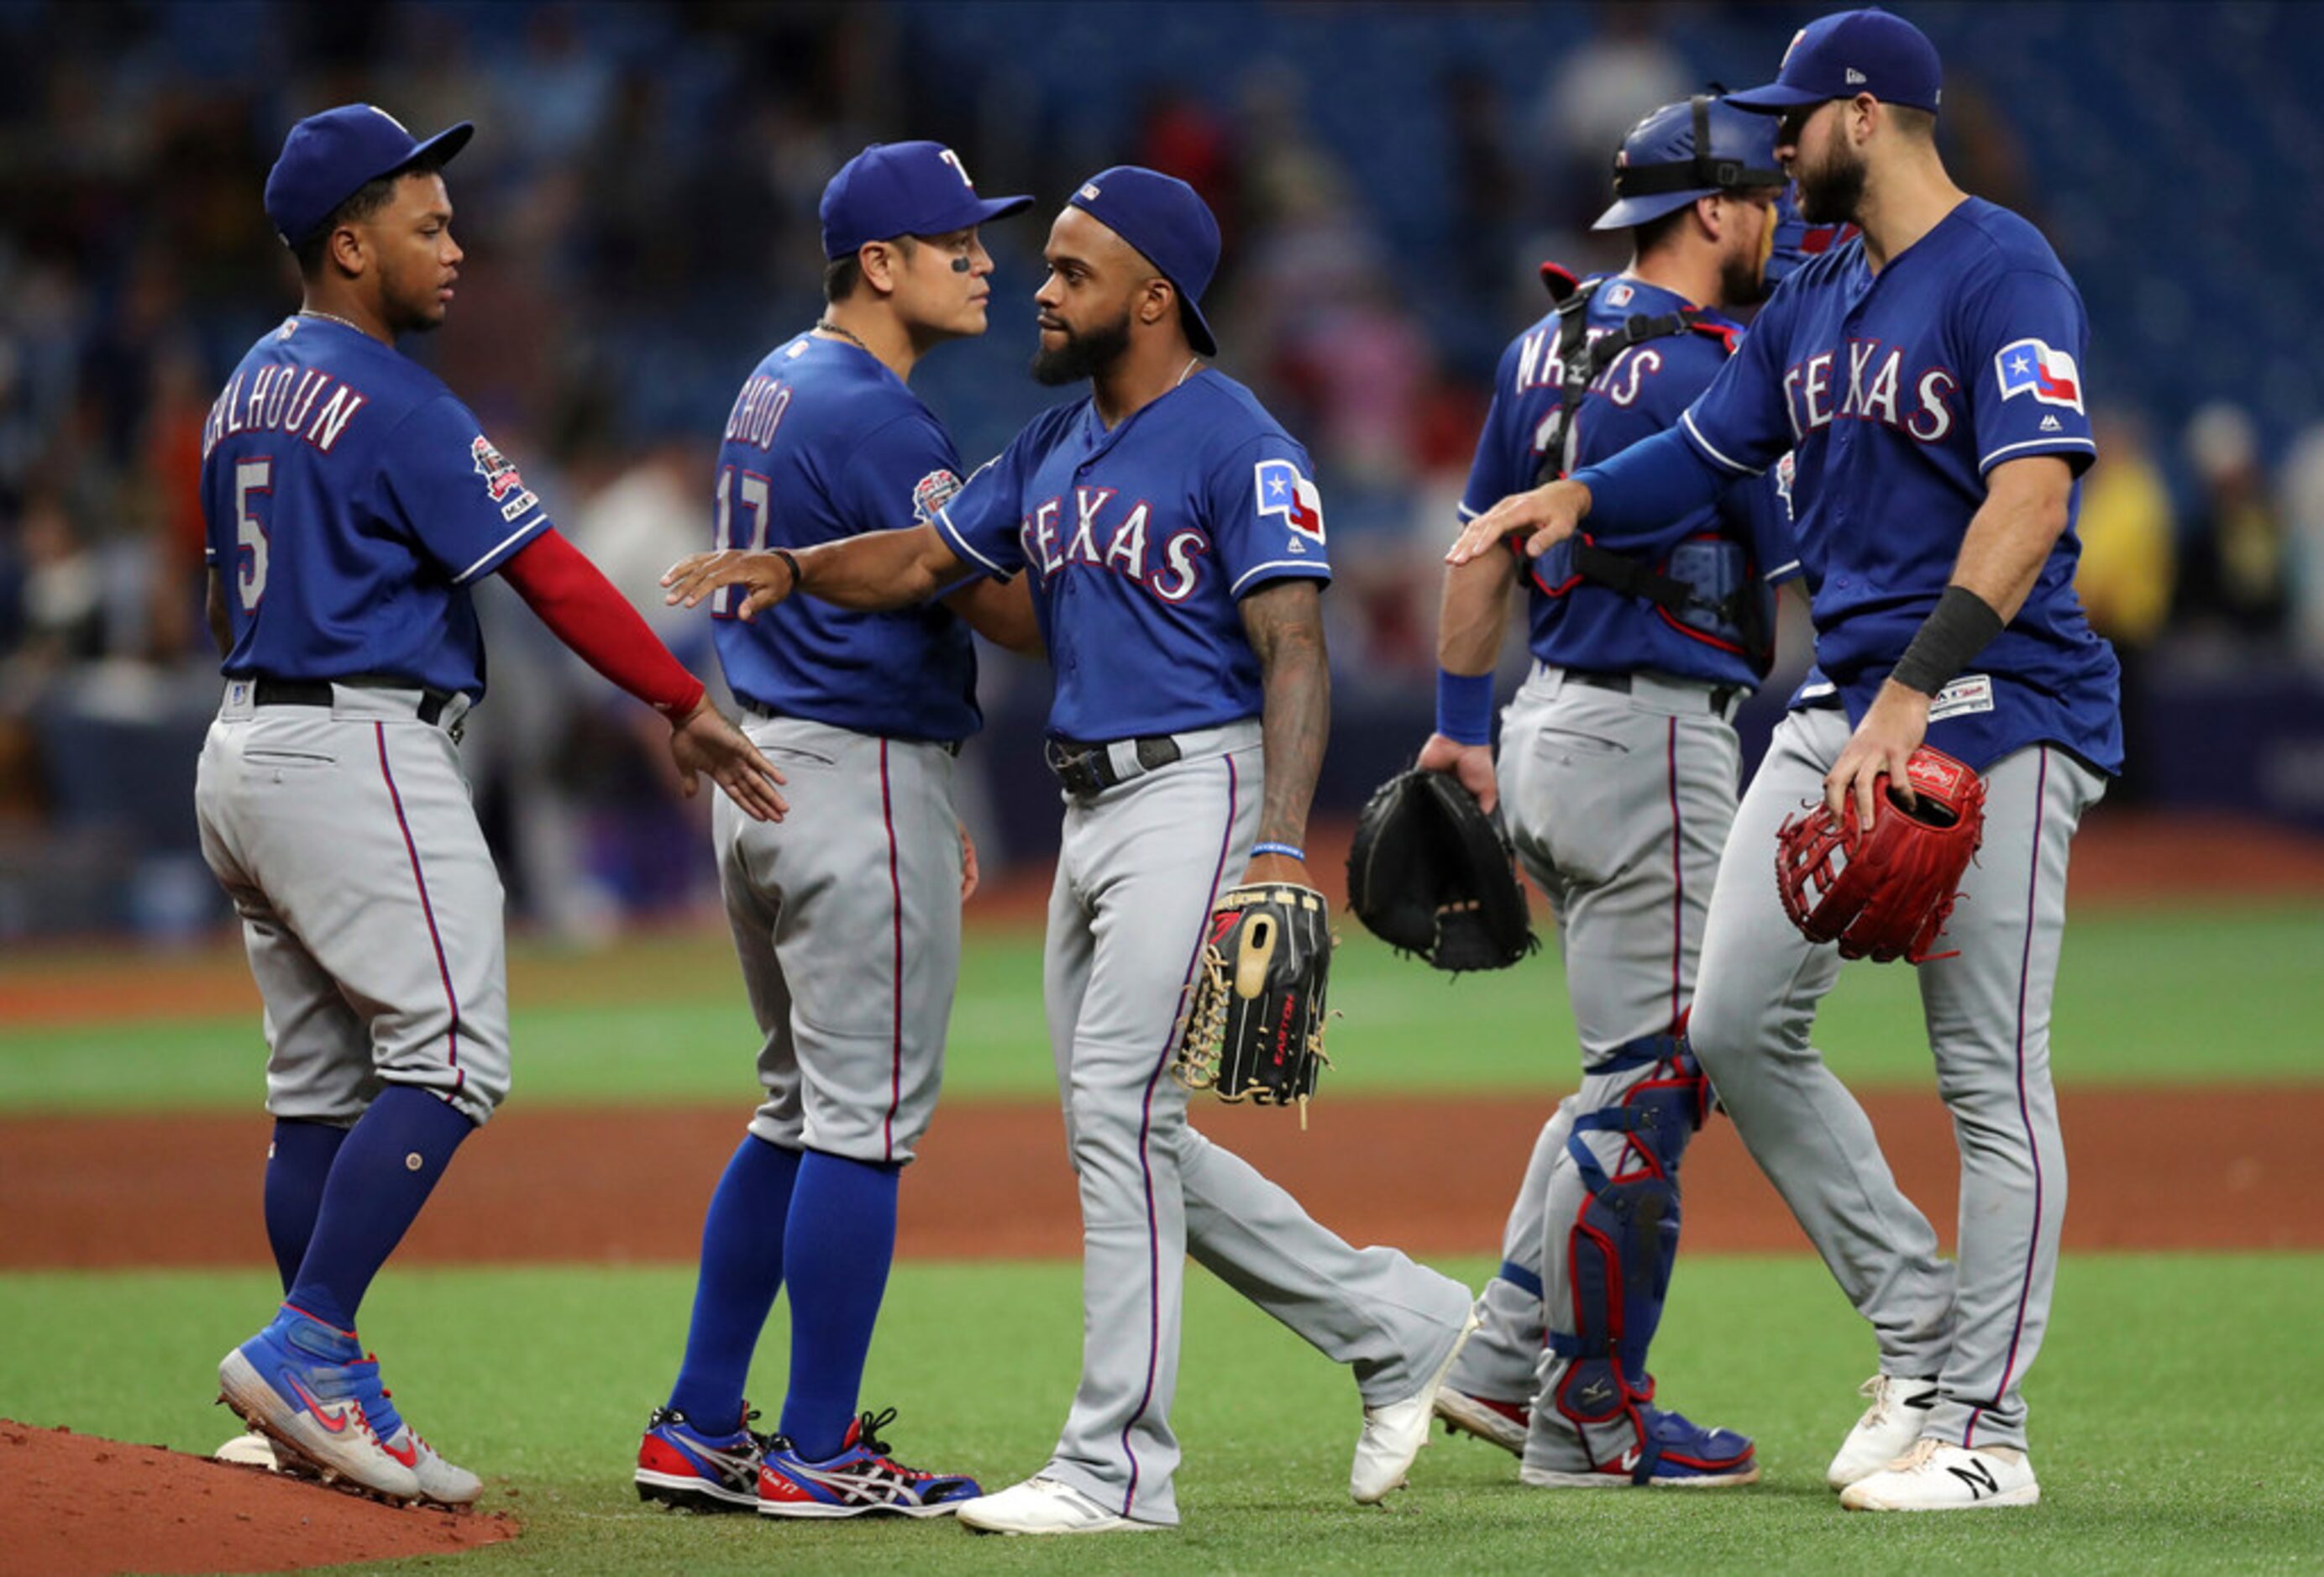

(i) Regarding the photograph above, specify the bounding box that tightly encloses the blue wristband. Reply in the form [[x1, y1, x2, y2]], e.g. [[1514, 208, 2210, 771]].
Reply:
[[1436, 669, 1495, 747], [1252, 841, 1306, 862]]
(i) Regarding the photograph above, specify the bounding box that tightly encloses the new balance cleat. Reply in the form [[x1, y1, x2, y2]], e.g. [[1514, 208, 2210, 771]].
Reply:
[[1839, 1438, 2038, 1511], [636, 1404, 770, 1513], [956, 1475, 1167, 1536], [216, 1305, 421, 1502], [756, 1407, 980, 1519], [1827, 1374, 1939, 1490], [1519, 1406, 1760, 1489]]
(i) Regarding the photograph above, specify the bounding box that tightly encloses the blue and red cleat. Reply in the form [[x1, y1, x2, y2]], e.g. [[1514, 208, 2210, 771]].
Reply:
[[756, 1407, 982, 1518], [217, 1304, 420, 1502], [636, 1403, 773, 1512], [1519, 1405, 1760, 1489]]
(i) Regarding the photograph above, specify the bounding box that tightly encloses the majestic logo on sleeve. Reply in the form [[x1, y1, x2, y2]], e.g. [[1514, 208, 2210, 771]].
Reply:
[[470, 435, 538, 522], [1254, 458, 1325, 552], [1994, 338, 2084, 412], [910, 469, 963, 527]]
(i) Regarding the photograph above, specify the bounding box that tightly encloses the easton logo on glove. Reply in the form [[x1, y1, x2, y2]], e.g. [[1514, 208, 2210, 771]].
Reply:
[[1170, 882, 1333, 1123], [1347, 768, 1536, 972], [1775, 747, 1986, 964]]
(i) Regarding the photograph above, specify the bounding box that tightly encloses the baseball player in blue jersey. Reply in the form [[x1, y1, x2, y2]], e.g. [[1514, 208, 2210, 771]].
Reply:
[[633, 141, 1041, 1521], [1454, 9, 2120, 1512], [199, 105, 783, 1507], [667, 166, 1477, 1535], [1421, 96, 1797, 1491]]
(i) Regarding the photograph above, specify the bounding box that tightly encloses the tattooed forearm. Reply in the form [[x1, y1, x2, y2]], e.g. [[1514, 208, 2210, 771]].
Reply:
[[1241, 579, 1330, 850]]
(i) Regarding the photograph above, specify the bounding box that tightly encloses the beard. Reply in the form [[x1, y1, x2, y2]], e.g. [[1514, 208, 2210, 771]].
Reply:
[[1031, 310, 1132, 386], [1795, 141, 1866, 227]]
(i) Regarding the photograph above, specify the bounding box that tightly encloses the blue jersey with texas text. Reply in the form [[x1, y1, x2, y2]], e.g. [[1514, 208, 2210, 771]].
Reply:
[[199, 314, 552, 697], [1663, 197, 2122, 773], [933, 369, 1329, 741], [1461, 275, 1796, 687], [711, 335, 978, 742]]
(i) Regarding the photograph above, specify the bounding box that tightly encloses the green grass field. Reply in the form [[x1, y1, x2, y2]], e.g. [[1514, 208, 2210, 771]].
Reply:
[[6, 904, 2322, 1570], [3, 901, 2321, 1113], [3, 1255, 2319, 1573]]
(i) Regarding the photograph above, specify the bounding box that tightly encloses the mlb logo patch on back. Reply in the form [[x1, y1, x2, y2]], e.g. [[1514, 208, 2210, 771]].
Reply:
[[1995, 338, 2082, 412], [1254, 458, 1325, 547]]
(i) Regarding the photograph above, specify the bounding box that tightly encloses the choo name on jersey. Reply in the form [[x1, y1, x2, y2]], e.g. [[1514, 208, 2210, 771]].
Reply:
[[1782, 338, 1959, 445], [200, 363, 370, 461], [1019, 487, 1209, 605]]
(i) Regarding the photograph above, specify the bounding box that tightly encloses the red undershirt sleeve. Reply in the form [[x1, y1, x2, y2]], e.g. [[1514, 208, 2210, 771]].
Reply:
[[497, 529, 706, 719]]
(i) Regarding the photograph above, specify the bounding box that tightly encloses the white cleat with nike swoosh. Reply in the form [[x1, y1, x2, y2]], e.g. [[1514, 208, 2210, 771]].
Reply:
[[216, 1304, 422, 1502]]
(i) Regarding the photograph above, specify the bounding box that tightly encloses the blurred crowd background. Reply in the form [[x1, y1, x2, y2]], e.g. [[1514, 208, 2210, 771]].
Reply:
[[5, 0, 2324, 942]]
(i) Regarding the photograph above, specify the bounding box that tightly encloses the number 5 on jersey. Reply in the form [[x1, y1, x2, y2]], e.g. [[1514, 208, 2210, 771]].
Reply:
[[713, 465, 772, 618], [235, 457, 272, 610]]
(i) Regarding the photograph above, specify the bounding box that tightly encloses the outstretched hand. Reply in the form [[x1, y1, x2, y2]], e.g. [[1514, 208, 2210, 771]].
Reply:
[[662, 550, 796, 620], [1445, 478, 1592, 566], [668, 697, 788, 821]]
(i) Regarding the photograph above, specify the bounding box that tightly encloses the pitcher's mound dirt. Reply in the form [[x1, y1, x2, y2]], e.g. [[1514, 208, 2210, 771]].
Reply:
[[0, 1422, 515, 1576]]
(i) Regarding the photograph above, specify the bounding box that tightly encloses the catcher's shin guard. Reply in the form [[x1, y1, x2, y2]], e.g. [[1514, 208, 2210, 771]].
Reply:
[[1541, 1032, 1715, 1479]]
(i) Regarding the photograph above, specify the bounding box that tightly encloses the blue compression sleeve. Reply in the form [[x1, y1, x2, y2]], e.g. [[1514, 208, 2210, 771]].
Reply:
[[668, 1134, 803, 1430], [1571, 427, 1733, 542], [283, 1086, 473, 1330], [264, 1119, 350, 1292], [779, 1150, 901, 1459]]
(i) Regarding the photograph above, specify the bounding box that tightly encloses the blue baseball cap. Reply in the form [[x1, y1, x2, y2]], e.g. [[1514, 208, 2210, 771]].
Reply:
[[1067, 166, 1221, 357], [820, 142, 1032, 259], [1593, 95, 1786, 231], [264, 104, 474, 247], [1727, 8, 1943, 115]]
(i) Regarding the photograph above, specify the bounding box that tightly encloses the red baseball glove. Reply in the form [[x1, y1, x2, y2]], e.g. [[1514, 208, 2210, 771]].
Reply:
[[1775, 747, 1986, 964]]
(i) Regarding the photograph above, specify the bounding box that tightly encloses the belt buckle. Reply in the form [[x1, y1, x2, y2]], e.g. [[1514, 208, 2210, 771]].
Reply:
[[1045, 739, 1104, 797]]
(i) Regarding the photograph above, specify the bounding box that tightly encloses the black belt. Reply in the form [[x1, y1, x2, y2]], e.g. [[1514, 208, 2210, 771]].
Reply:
[[248, 676, 458, 726], [1567, 670, 1744, 716], [1044, 734, 1183, 797]]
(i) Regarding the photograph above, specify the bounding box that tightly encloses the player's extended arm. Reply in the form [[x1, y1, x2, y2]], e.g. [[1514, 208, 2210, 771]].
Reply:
[[499, 530, 788, 823], [942, 574, 1045, 657], [1239, 579, 1330, 887], [204, 568, 232, 660], [662, 523, 969, 619], [1416, 548, 1520, 813], [1445, 426, 1733, 565], [1823, 454, 2077, 827]]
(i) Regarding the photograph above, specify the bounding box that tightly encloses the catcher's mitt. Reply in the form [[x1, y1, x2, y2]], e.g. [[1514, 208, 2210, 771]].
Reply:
[[1170, 882, 1332, 1122], [1775, 747, 1986, 964], [1347, 768, 1537, 972]]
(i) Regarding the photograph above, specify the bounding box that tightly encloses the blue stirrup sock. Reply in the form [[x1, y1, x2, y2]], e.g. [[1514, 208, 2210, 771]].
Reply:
[[281, 1085, 474, 1332], [667, 1134, 802, 1432], [264, 1119, 351, 1291], [778, 1150, 900, 1460]]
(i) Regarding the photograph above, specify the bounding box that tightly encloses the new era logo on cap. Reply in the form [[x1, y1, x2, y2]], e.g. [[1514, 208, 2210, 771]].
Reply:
[[1079, 183, 1102, 201], [1728, 8, 1944, 116]]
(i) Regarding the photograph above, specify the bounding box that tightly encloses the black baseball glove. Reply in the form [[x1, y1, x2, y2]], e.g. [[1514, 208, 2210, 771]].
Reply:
[[1347, 767, 1537, 972], [1170, 882, 1332, 1120]]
